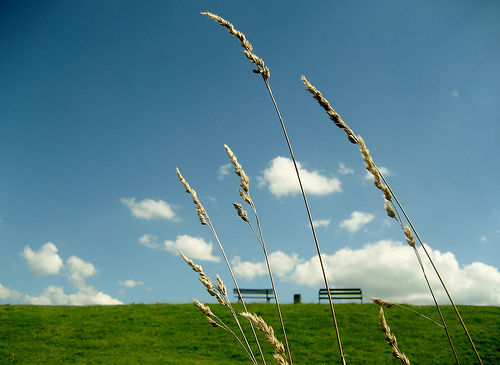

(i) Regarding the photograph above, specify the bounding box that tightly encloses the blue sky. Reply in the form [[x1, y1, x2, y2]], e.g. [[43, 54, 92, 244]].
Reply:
[[1, 1, 499, 306]]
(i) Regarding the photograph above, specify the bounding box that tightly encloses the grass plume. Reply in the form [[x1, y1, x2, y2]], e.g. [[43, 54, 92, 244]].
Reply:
[[379, 308, 411, 365], [301, 75, 483, 365]]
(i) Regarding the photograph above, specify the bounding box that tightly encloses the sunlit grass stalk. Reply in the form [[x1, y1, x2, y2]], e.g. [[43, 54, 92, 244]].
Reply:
[[176, 168, 266, 364], [301, 76, 483, 365], [225, 144, 292, 365], [191, 295, 256, 361], [201, 11, 346, 365], [240, 312, 290, 365], [379, 308, 411, 365], [379, 174, 483, 364]]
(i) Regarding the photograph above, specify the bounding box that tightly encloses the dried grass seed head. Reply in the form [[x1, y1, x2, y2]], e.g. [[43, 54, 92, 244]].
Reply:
[[176, 168, 208, 225], [216, 274, 227, 296], [371, 297, 394, 308], [193, 298, 214, 317], [202, 12, 269, 78], [207, 316, 220, 328], [224, 144, 250, 194], [379, 308, 411, 365], [301, 76, 358, 144], [404, 226, 416, 248], [233, 202, 250, 222], [240, 312, 288, 361], [179, 250, 204, 274], [384, 200, 397, 219]]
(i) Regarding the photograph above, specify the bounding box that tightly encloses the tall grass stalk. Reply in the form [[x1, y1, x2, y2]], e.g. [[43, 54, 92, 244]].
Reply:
[[178, 10, 485, 365], [225, 144, 293, 365], [201, 11, 347, 365], [301, 76, 483, 365], [380, 174, 484, 364], [176, 167, 265, 364]]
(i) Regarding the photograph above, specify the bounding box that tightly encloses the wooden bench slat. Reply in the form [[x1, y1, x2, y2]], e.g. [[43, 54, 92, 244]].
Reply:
[[234, 288, 274, 303], [318, 288, 363, 303]]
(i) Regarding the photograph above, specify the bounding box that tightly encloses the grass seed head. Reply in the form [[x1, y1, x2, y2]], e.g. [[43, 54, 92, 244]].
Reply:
[[179, 250, 203, 274], [193, 298, 214, 317], [301, 76, 358, 144], [384, 199, 397, 218], [233, 202, 250, 222], [202, 12, 269, 78], [379, 308, 411, 365], [404, 226, 416, 248], [371, 297, 394, 308]]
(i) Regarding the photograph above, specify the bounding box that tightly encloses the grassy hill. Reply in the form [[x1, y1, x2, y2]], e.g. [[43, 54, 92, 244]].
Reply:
[[0, 303, 498, 364]]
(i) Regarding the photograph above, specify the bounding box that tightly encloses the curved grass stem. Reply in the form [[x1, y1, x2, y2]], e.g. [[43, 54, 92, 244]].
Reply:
[[262, 76, 346, 365]]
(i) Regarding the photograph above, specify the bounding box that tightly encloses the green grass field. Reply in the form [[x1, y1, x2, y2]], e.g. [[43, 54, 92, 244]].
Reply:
[[0, 303, 498, 364]]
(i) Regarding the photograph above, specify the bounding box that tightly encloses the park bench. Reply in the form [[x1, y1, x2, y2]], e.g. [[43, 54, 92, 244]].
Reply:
[[318, 288, 363, 303], [234, 288, 274, 303]]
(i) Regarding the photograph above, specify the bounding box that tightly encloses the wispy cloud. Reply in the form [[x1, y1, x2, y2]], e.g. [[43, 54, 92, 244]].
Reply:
[[339, 211, 375, 233], [0, 284, 22, 300], [138, 234, 162, 249], [121, 198, 179, 221], [231, 240, 500, 305], [218, 163, 232, 180], [118, 279, 145, 288], [312, 219, 331, 228], [338, 162, 354, 175], [21, 242, 63, 276], [258, 156, 342, 197], [139, 234, 221, 262]]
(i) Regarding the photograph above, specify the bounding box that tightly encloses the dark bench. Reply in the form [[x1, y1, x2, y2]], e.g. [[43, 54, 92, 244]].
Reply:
[[318, 288, 363, 303], [234, 288, 274, 303]]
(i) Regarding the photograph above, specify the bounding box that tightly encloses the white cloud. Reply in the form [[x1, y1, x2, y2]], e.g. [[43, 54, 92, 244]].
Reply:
[[20, 243, 122, 305], [164, 234, 221, 262], [138, 234, 162, 249], [232, 256, 267, 281], [229, 240, 500, 305], [259, 156, 342, 197], [67, 255, 98, 290], [121, 198, 178, 221], [338, 162, 354, 175], [218, 163, 232, 180], [119, 279, 145, 288], [290, 240, 500, 305], [139, 233, 221, 262], [339, 211, 375, 233], [365, 166, 392, 181], [451, 90, 460, 99], [24, 285, 123, 306], [232, 251, 302, 281], [21, 242, 63, 276], [0, 283, 22, 300], [312, 219, 331, 228]]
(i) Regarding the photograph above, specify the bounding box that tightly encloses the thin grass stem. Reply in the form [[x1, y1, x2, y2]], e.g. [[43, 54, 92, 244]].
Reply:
[[262, 76, 347, 365], [300, 76, 482, 365], [226, 144, 293, 364], [370, 297, 445, 328], [379, 173, 483, 365]]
